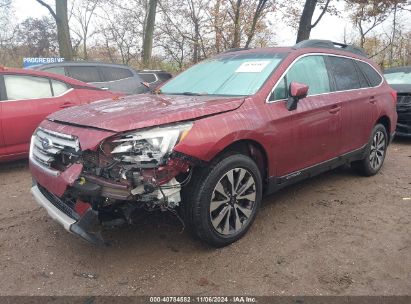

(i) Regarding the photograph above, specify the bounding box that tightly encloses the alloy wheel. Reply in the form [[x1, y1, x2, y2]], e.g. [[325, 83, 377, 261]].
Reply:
[[369, 130, 386, 171], [209, 168, 257, 235]]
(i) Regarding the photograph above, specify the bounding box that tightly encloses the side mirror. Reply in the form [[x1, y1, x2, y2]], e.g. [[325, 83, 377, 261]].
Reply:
[[286, 82, 309, 111]]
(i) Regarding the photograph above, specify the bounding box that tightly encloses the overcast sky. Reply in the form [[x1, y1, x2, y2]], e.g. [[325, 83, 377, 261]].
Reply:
[[12, 0, 411, 47]]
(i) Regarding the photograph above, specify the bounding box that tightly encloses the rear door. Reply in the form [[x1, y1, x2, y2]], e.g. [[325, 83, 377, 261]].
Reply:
[[266, 54, 342, 176], [1, 74, 77, 156], [326, 56, 378, 153]]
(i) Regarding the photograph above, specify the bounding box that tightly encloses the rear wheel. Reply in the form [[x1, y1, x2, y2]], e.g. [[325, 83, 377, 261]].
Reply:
[[181, 154, 262, 247], [353, 124, 388, 176]]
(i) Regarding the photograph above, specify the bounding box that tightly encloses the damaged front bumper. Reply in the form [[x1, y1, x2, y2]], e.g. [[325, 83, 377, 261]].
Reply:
[[31, 184, 105, 245], [29, 123, 197, 245]]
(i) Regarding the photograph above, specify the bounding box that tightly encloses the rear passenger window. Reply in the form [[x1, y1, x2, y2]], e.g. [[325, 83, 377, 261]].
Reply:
[[357, 61, 383, 87], [67, 66, 101, 83], [51, 80, 70, 96], [100, 67, 133, 81], [327, 56, 361, 91], [355, 63, 370, 88], [4, 75, 52, 100], [270, 55, 330, 101]]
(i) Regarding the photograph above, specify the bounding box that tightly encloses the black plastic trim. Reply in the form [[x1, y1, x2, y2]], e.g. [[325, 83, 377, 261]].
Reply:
[[70, 209, 105, 245], [265, 145, 367, 195]]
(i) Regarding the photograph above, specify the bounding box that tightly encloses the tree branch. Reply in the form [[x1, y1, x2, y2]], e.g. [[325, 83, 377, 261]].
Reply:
[[35, 0, 57, 21], [311, 0, 331, 29]]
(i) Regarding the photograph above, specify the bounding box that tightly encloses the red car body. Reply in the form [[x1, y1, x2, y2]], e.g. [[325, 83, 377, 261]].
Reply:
[[0, 67, 119, 161], [29, 42, 398, 245]]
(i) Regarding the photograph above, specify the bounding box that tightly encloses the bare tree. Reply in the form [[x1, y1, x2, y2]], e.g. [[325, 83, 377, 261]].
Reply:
[[296, 0, 332, 43], [230, 0, 242, 48], [0, 0, 18, 66], [346, 0, 402, 48], [0, 0, 15, 47], [35, 0, 73, 59], [245, 0, 271, 48], [17, 17, 58, 57], [71, 0, 102, 59], [142, 0, 158, 67], [210, 0, 275, 50]]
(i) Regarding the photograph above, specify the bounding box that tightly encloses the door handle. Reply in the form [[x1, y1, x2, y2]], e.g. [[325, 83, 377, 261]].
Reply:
[[369, 96, 377, 104], [329, 105, 341, 114]]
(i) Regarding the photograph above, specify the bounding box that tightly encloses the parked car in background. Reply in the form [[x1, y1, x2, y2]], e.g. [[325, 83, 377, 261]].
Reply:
[[139, 70, 172, 88], [32, 61, 172, 95], [0, 67, 120, 162], [384, 66, 411, 137], [29, 40, 397, 247]]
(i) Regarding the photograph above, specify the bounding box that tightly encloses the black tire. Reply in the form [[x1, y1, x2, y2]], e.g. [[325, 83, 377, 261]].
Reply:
[[181, 153, 262, 247], [353, 123, 388, 176]]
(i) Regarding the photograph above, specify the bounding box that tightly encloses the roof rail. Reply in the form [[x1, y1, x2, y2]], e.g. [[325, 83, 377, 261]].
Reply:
[[222, 47, 251, 54], [293, 39, 368, 57]]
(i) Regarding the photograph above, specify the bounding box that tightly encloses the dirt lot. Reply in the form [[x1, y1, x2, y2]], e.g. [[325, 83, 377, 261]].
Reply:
[[0, 140, 410, 296]]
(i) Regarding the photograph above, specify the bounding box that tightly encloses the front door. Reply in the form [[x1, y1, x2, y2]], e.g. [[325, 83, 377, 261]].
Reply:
[[266, 54, 342, 176]]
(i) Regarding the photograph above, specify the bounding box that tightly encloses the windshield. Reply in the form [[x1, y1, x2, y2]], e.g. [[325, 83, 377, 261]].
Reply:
[[384, 71, 411, 85], [160, 52, 287, 96]]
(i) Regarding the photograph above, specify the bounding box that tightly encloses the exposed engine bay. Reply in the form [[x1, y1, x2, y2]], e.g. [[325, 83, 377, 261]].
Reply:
[[31, 123, 197, 244]]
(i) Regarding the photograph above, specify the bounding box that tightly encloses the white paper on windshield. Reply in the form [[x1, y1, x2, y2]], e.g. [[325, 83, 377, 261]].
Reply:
[[235, 60, 271, 73]]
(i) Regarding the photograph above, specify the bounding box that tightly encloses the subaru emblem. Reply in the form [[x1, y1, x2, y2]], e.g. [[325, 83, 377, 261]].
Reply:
[[42, 138, 53, 150]]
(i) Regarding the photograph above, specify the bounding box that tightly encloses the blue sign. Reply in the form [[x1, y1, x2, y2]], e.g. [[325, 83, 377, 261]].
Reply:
[[23, 57, 65, 69]]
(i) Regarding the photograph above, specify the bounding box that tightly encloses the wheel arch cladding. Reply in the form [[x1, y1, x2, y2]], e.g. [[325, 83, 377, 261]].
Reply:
[[210, 139, 269, 189], [376, 115, 391, 140]]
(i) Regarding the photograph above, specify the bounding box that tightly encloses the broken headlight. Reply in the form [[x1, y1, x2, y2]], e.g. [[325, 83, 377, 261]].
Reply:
[[106, 122, 192, 164]]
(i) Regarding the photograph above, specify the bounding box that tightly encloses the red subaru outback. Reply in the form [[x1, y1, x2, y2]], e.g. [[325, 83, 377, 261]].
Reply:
[[29, 40, 397, 247]]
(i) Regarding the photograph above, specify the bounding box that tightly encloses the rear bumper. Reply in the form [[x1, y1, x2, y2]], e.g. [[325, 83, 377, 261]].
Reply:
[[31, 184, 105, 245]]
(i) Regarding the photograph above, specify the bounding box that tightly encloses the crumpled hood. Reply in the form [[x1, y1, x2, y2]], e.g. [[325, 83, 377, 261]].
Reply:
[[48, 94, 245, 132]]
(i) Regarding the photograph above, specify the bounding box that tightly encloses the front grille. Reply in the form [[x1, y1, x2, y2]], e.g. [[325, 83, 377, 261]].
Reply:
[[38, 184, 80, 221], [31, 127, 80, 170]]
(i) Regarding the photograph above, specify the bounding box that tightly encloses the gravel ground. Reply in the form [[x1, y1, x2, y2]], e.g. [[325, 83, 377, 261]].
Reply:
[[0, 139, 410, 296]]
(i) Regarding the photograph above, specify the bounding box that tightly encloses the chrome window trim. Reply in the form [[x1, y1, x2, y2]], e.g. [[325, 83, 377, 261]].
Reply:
[[265, 52, 384, 104]]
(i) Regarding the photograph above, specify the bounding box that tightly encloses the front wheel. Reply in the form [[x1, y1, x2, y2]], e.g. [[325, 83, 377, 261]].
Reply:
[[353, 123, 388, 176], [181, 154, 262, 247]]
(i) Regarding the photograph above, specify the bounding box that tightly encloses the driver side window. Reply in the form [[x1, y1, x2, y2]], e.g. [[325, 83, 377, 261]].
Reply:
[[270, 55, 331, 101]]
